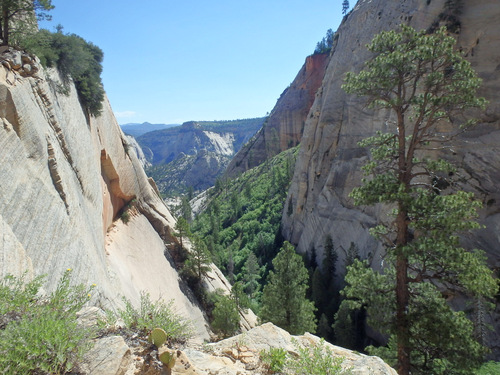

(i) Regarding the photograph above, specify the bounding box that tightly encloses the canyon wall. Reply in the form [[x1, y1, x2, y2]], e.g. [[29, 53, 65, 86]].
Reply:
[[226, 53, 329, 177], [282, 0, 500, 349], [0, 54, 211, 340]]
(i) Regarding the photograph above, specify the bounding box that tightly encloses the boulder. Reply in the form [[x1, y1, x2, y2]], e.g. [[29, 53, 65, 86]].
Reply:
[[83, 335, 131, 375]]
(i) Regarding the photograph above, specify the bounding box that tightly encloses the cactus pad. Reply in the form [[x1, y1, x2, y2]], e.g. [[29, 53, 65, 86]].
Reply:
[[148, 327, 168, 347], [159, 350, 176, 369]]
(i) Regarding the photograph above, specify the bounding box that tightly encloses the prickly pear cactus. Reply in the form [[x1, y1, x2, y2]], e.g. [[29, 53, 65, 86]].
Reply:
[[159, 350, 176, 369], [148, 327, 168, 347]]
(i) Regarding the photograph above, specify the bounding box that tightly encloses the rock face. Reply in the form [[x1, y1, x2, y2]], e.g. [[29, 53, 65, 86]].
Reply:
[[0, 53, 210, 340], [281, 0, 500, 351], [124, 134, 151, 170], [225, 53, 329, 177]]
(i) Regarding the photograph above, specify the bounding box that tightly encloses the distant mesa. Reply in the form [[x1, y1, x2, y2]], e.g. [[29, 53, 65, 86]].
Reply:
[[119, 122, 179, 137]]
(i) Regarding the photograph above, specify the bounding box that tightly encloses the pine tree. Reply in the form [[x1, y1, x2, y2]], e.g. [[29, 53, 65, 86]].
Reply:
[[173, 217, 191, 251], [243, 252, 260, 299], [342, 0, 350, 15], [259, 242, 317, 335], [185, 236, 211, 281], [341, 25, 497, 375], [0, 0, 53, 46]]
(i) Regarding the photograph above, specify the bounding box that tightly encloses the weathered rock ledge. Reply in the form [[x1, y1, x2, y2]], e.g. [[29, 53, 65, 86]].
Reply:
[[84, 322, 396, 375]]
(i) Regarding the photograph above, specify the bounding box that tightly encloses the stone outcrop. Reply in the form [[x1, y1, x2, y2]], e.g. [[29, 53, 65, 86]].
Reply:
[[0, 46, 40, 79], [225, 53, 329, 177], [281, 0, 500, 351], [0, 54, 211, 340], [92, 322, 396, 375]]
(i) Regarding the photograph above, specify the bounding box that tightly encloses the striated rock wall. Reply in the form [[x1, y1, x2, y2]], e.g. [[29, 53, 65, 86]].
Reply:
[[0, 54, 211, 340], [282, 0, 500, 350], [226, 53, 329, 177]]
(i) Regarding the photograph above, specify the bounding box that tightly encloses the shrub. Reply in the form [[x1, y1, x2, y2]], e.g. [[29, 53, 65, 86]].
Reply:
[[260, 347, 287, 374], [287, 338, 352, 375], [113, 291, 193, 343], [0, 270, 95, 374]]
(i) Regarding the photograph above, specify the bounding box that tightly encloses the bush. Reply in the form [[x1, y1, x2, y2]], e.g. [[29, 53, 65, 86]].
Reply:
[[20, 29, 104, 116], [112, 291, 193, 343], [287, 338, 352, 375], [0, 270, 95, 374], [260, 347, 287, 374]]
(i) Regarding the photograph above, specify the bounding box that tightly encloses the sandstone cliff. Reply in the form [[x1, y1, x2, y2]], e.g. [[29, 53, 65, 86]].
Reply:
[[282, 0, 500, 350], [0, 51, 211, 340], [225, 53, 329, 177]]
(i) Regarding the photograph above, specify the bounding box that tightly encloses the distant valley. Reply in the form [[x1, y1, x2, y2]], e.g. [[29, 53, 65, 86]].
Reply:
[[120, 122, 179, 137], [123, 118, 265, 197]]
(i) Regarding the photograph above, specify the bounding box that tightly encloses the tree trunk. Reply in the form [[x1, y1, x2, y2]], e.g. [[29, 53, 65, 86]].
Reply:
[[394, 106, 411, 375], [1, 7, 8, 45], [395, 206, 411, 375]]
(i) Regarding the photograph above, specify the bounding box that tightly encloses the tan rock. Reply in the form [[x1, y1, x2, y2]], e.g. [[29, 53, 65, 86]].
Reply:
[[189, 323, 397, 375], [83, 335, 131, 375], [0, 60, 210, 341]]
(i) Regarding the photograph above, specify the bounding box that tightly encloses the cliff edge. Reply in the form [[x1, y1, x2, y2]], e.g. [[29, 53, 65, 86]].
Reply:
[[0, 50, 210, 340]]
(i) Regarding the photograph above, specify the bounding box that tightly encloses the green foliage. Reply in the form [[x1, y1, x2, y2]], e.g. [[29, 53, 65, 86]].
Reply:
[[314, 29, 335, 54], [287, 338, 352, 375], [113, 291, 193, 343], [148, 327, 168, 347], [260, 347, 287, 374], [183, 236, 212, 282], [19, 28, 104, 116], [210, 293, 240, 338], [174, 216, 191, 250], [341, 24, 497, 375], [475, 361, 500, 375], [0, 0, 54, 46], [191, 147, 297, 309], [121, 210, 131, 223], [342, 0, 350, 15], [0, 270, 95, 374], [260, 340, 351, 375], [179, 196, 192, 222], [259, 242, 317, 335]]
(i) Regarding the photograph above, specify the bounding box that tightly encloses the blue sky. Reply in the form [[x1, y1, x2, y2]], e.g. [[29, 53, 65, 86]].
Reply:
[[40, 1, 347, 125]]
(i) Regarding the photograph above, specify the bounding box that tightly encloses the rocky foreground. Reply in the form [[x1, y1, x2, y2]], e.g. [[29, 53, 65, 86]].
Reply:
[[78, 308, 396, 375]]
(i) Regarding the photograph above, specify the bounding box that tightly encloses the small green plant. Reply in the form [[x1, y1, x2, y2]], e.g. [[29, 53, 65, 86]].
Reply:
[[288, 338, 352, 375], [0, 269, 95, 374], [114, 291, 193, 343], [121, 210, 131, 223], [159, 350, 176, 368], [148, 327, 168, 347], [260, 347, 288, 374]]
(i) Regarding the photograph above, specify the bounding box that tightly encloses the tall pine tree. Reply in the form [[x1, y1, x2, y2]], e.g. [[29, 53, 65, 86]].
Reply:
[[342, 25, 497, 375]]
